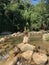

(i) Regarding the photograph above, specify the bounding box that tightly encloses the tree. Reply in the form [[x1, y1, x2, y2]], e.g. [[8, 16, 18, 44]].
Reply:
[[0, 0, 49, 32]]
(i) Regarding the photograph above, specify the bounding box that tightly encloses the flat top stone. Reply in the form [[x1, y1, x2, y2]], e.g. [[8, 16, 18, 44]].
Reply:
[[17, 43, 35, 52]]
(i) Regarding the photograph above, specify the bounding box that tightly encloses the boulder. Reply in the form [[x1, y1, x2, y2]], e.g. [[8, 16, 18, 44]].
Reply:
[[33, 52, 48, 65], [11, 32, 23, 37], [17, 43, 25, 49], [17, 43, 35, 52], [42, 33, 49, 40], [0, 49, 5, 53], [9, 47, 20, 56], [18, 33, 23, 37], [16, 32, 21, 35], [21, 50, 33, 60], [13, 47, 20, 56], [0, 36, 7, 42], [2, 54, 9, 61], [29, 31, 42, 36], [11, 33, 17, 37]]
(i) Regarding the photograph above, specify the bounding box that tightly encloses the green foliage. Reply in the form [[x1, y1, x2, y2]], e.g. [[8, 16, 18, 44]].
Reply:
[[0, 0, 49, 32]]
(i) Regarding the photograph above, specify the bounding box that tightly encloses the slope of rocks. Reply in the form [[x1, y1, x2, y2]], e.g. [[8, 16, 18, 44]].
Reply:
[[0, 32, 49, 65]]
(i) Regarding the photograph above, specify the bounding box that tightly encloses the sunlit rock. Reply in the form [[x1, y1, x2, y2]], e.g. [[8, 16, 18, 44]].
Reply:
[[11, 33, 17, 37], [17, 43, 35, 52], [42, 33, 49, 40], [21, 50, 33, 60], [13, 47, 20, 56], [16, 32, 21, 35], [33, 52, 48, 65], [0, 36, 7, 42], [11, 32, 22, 37]]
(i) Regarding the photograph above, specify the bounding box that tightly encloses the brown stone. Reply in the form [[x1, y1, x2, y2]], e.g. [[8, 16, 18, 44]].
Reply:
[[17, 43, 35, 52], [21, 50, 33, 60], [33, 52, 48, 65]]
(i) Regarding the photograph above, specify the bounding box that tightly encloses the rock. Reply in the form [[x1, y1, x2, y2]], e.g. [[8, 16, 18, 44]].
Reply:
[[0, 56, 2, 61], [18, 33, 23, 37], [17, 43, 24, 49], [4, 55, 18, 65], [13, 47, 20, 56], [23, 36, 29, 44], [42, 33, 49, 40], [16, 32, 21, 35], [0, 36, 10, 43], [16, 61, 22, 65], [46, 48, 49, 56], [11, 32, 22, 37], [33, 52, 48, 65], [14, 56, 29, 65], [29, 31, 42, 36], [17, 43, 35, 52], [2, 54, 9, 61], [0, 38, 5, 42], [11, 33, 17, 37], [0, 36, 7, 42], [21, 50, 33, 60], [9, 47, 20, 56]]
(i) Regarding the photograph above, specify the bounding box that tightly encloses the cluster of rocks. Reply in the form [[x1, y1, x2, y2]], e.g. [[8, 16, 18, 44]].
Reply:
[[12, 43, 49, 65], [11, 32, 23, 37], [0, 42, 49, 65], [0, 31, 49, 65], [0, 32, 23, 43], [29, 31, 47, 36], [0, 31, 49, 43]]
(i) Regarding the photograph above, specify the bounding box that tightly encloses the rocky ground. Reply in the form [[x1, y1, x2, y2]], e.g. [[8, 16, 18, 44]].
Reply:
[[0, 31, 49, 65]]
